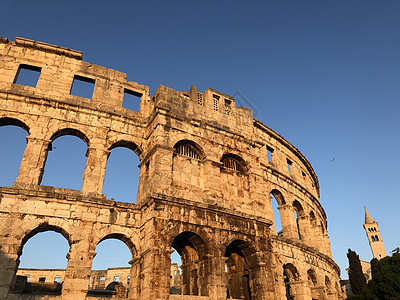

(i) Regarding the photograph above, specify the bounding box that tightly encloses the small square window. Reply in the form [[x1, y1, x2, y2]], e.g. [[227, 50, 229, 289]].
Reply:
[[26, 277, 30, 283], [70, 75, 95, 99], [301, 171, 306, 177], [14, 64, 41, 87], [54, 277, 61, 283], [113, 276, 119, 282], [122, 88, 142, 112], [99, 276, 106, 281], [38, 277, 46, 283]]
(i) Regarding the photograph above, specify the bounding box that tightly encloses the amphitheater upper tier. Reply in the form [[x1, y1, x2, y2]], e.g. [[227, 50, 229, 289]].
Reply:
[[0, 37, 341, 300]]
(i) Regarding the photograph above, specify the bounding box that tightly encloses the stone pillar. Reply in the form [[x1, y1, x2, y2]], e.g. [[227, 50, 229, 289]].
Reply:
[[15, 136, 51, 186], [128, 255, 141, 300], [291, 280, 311, 300], [249, 261, 277, 300], [208, 256, 227, 300], [81, 146, 109, 195], [61, 242, 94, 300], [298, 215, 311, 246], [279, 204, 298, 240], [0, 239, 19, 299]]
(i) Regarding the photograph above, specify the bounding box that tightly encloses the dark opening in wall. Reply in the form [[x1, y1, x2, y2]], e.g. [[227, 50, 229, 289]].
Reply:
[[123, 89, 142, 112], [267, 146, 274, 162], [14, 64, 41, 87], [70, 75, 95, 99], [287, 158, 293, 174], [38, 277, 46, 283]]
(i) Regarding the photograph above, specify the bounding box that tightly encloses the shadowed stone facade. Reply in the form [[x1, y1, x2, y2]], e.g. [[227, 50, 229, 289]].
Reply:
[[0, 37, 341, 299]]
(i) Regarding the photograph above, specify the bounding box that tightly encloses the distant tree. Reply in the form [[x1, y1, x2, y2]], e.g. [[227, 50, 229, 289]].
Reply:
[[362, 253, 400, 299], [347, 249, 367, 296]]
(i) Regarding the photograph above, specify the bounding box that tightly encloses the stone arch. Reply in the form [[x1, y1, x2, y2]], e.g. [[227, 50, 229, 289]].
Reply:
[[19, 223, 72, 257], [109, 140, 142, 158], [307, 268, 318, 287], [171, 231, 210, 296], [325, 275, 333, 294], [221, 153, 247, 173], [49, 128, 90, 147], [224, 239, 260, 300], [97, 233, 137, 259], [0, 117, 30, 134], [173, 139, 205, 160], [283, 263, 300, 299], [270, 189, 286, 206]]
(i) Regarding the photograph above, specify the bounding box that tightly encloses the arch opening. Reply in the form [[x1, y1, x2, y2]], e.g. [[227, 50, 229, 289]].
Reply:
[[41, 130, 89, 189], [283, 263, 299, 300], [0, 119, 29, 187], [224, 240, 257, 300], [103, 143, 141, 203], [14, 226, 70, 295], [89, 235, 134, 297], [173, 140, 203, 160], [170, 232, 208, 296], [270, 190, 285, 235], [293, 200, 304, 240], [221, 154, 246, 173]]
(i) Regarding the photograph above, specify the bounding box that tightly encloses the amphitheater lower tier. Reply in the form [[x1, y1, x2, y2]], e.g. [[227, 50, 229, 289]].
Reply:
[[0, 186, 340, 300]]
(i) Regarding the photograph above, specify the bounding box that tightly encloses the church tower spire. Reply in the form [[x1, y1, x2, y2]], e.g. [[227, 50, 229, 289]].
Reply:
[[363, 207, 386, 259]]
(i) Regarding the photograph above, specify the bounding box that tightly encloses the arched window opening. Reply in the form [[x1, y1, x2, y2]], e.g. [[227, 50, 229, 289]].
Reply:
[[270, 190, 285, 235], [41, 130, 88, 190], [307, 268, 319, 299], [174, 140, 202, 160], [225, 241, 256, 300], [309, 211, 317, 226], [103, 143, 141, 203], [293, 201, 304, 240], [325, 276, 332, 294], [0, 119, 29, 187], [15, 230, 70, 295], [371, 236, 375, 242], [283, 264, 299, 300], [89, 237, 133, 297], [170, 232, 208, 297], [221, 154, 245, 173], [375, 235, 379, 241]]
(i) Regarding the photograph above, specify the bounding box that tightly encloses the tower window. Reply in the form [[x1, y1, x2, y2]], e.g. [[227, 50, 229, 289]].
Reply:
[[213, 94, 220, 111], [197, 93, 203, 105], [375, 235, 379, 241], [224, 99, 231, 115], [372, 236, 375, 242]]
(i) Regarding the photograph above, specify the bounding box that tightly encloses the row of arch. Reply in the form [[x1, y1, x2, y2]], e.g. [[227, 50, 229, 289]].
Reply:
[[13, 222, 338, 299]]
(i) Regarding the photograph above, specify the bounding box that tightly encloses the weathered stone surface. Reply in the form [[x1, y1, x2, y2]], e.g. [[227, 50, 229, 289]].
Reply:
[[0, 37, 341, 299]]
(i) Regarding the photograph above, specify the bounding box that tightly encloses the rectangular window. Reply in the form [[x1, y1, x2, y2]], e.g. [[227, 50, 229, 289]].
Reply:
[[14, 64, 41, 87], [123, 88, 142, 112], [301, 170, 306, 178], [99, 276, 106, 281], [70, 75, 95, 99], [213, 94, 220, 111], [38, 277, 46, 283], [224, 99, 231, 115], [267, 146, 274, 162], [54, 277, 61, 283], [197, 93, 203, 105], [287, 158, 293, 174], [26, 277, 30, 283], [113, 276, 119, 282]]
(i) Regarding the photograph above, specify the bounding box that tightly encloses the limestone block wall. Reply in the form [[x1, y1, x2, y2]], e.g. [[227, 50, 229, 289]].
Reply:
[[0, 37, 341, 300]]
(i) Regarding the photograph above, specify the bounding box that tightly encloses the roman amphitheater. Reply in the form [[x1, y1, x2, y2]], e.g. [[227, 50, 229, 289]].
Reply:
[[0, 37, 341, 299]]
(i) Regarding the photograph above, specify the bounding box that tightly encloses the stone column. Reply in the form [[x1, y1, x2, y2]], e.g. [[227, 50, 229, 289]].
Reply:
[[15, 136, 51, 186], [81, 146, 109, 195], [61, 242, 94, 300], [0, 239, 19, 299], [290, 280, 311, 300], [128, 255, 141, 300], [208, 256, 227, 300], [279, 204, 298, 240]]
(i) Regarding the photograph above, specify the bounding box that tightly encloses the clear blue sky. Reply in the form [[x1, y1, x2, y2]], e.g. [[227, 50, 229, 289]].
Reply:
[[1, 0, 399, 278]]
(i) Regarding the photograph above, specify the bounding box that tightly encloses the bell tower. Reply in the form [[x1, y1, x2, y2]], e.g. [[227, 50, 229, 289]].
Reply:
[[363, 207, 386, 259]]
